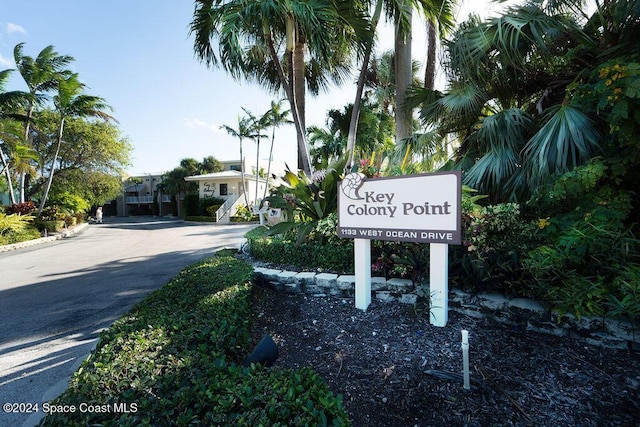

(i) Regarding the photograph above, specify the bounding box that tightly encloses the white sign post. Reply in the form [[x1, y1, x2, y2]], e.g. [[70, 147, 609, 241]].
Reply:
[[337, 171, 461, 326], [429, 243, 449, 327], [354, 238, 371, 310]]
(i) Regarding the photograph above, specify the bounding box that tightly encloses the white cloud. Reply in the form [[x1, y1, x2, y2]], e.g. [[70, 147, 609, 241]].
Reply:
[[0, 54, 13, 67], [6, 22, 26, 35], [183, 118, 224, 133]]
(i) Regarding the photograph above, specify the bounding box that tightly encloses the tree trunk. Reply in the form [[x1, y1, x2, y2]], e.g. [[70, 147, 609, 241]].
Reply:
[[239, 138, 249, 207], [264, 17, 312, 176], [263, 125, 276, 200], [293, 36, 312, 175], [38, 117, 65, 214], [424, 20, 437, 90], [0, 146, 16, 205], [20, 103, 35, 203], [395, 2, 414, 144], [346, 0, 384, 173], [255, 135, 260, 204]]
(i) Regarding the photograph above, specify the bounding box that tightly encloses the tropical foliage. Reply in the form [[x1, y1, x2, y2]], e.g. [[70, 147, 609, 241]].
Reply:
[[191, 0, 371, 175], [263, 157, 347, 242], [1, 42, 130, 226]]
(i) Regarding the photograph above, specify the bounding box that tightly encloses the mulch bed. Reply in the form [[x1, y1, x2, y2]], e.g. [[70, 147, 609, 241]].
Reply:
[[250, 283, 640, 427]]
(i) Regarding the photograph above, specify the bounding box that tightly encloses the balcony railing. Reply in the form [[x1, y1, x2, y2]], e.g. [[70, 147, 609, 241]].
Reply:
[[125, 195, 171, 204]]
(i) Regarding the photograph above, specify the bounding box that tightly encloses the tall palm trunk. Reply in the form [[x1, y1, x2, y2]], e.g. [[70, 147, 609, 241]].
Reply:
[[424, 20, 437, 90], [38, 116, 65, 214], [19, 103, 35, 203], [263, 125, 277, 201], [395, 2, 413, 143], [346, 0, 384, 173], [0, 146, 16, 204], [263, 15, 313, 176], [255, 135, 260, 204], [239, 137, 249, 207]]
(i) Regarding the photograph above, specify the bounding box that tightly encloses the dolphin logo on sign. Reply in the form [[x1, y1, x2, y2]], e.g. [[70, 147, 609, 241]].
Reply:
[[340, 173, 366, 200]]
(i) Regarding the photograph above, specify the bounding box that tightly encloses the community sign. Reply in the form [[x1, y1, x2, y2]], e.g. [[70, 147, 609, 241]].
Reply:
[[337, 171, 462, 244]]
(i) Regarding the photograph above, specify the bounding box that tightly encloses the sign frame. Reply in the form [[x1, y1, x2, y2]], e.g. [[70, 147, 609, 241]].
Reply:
[[336, 171, 462, 327], [337, 171, 462, 245]]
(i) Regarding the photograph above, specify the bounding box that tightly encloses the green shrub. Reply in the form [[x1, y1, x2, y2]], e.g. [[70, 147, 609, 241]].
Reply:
[[74, 212, 86, 224], [5, 201, 36, 215], [248, 224, 354, 273], [34, 219, 65, 233], [205, 204, 222, 216], [62, 214, 77, 227], [40, 251, 349, 426], [201, 197, 224, 216], [233, 204, 260, 222], [264, 158, 346, 242], [184, 215, 217, 222], [49, 191, 90, 214], [0, 216, 41, 245], [182, 193, 200, 217]]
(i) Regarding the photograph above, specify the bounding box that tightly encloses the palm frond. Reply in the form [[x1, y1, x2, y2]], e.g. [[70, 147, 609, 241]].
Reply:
[[523, 104, 601, 186]]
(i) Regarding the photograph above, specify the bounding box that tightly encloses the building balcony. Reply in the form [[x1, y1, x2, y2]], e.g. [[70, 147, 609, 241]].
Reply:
[[125, 195, 170, 204]]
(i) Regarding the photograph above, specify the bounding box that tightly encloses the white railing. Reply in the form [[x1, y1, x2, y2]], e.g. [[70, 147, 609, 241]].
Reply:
[[215, 194, 240, 223], [125, 195, 170, 204]]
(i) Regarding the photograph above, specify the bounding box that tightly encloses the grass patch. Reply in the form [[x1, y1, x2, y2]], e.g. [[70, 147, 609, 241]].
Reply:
[[40, 250, 349, 426]]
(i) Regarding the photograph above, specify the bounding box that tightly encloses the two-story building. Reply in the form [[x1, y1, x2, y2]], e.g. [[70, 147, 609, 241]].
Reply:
[[184, 159, 272, 223], [110, 159, 279, 220], [108, 173, 172, 217]]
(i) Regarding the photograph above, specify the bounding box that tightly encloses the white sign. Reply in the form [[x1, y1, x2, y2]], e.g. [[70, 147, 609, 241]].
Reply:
[[337, 171, 461, 244]]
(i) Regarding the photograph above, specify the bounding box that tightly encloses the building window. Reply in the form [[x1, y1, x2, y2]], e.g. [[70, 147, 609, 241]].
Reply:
[[229, 164, 241, 171], [220, 183, 228, 195]]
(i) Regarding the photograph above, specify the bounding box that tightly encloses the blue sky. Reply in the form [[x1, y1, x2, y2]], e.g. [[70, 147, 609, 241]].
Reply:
[[1, 1, 501, 176]]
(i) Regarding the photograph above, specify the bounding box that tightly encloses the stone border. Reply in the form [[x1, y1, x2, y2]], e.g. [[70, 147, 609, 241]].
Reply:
[[253, 266, 638, 349], [0, 222, 89, 253]]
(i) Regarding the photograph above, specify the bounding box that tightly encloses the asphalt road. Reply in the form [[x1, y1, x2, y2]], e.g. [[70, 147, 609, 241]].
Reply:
[[0, 217, 256, 426]]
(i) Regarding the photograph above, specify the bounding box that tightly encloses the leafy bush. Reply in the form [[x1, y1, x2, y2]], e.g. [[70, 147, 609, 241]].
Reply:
[[205, 204, 223, 216], [0, 212, 34, 234], [40, 251, 349, 426], [0, 212, 40, 245], [184, 215, 217, 222], [264, 158, 346, 242], [34, 219, 65, 233], [49, 191, 90, 214], [248, 225, 354, 273], [74, 212, 86, 224], [232, 204, 260, 222], [5, 201, 36, 215], [521, 159, 640, 322], [201, 196, 224, 216], [182, 193, 200, 217]]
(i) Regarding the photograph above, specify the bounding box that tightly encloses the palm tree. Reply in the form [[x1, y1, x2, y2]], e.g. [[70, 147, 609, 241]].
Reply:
[[14, 43, 74, 203], [309, 123, 346, 169], [221, 115, 253, 207], [344, 0, 456, 171], [190, 0, 370, 176], [158, 167, 191, 217], [415, 0, 640, 202], [0, 68, 30, 205], [241, 107, 268, 205], [38, 73, 114, 214], [261, 100, 292, 200], [200, 156, 223, 173]]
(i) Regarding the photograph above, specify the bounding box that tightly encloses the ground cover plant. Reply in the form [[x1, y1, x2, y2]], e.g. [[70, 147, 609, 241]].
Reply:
[[40, 251, 349, 426], [0, 210, 40, 245]]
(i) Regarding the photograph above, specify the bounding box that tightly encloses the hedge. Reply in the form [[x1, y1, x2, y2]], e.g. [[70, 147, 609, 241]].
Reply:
[[40, 251, 349, 426]]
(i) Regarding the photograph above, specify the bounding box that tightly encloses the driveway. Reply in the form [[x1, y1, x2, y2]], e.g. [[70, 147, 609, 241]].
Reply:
[[0, 217, 256, 426]]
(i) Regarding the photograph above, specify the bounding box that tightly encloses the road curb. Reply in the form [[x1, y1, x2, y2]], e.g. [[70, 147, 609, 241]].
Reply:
[[0, 222, 90, 253]]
